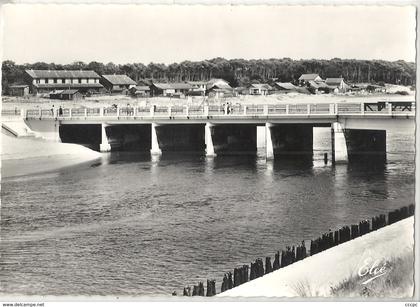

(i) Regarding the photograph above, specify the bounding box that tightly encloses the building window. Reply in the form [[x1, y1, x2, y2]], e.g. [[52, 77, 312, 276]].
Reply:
[[45, 79, 49, 84], [54, 78, 57, 83], [78, 78, 81, 83], [36, 79, 40, 84], [62, 79, 65, 83]]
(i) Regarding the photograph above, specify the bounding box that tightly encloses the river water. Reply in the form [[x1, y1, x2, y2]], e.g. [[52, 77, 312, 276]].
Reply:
[[0, 128, 415, 296]]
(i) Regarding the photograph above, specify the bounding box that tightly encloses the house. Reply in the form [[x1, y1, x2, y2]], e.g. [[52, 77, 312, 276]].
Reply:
[[186, 81, 206, 96], [208, 88, 234, 99], [325, 78, 349, 92], [61, 89, 83, 100], [273, 82, 297, 93], [24, 70, 103, 95], [100, 74, 137, 93], [249, 84, 273, 95], [49, 89, 82, 100], [187, 81, 207, 92], [8, 84, 29, 96], [129, 85, 151, 97], [307, 81, 330, 94], [206, 79, 231, 93], [298, 74, 323, 86], [149, 83, 193, 97]]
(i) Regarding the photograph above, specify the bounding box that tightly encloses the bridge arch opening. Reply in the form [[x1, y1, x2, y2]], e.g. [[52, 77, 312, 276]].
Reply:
[[154, 124, 205, 153]]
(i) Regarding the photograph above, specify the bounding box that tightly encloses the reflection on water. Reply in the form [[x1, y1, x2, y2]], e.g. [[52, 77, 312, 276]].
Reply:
[[0, 129, 415, 296]]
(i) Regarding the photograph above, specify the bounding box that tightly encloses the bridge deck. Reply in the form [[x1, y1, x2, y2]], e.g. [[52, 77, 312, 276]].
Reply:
[[2, 102, 415, 125]]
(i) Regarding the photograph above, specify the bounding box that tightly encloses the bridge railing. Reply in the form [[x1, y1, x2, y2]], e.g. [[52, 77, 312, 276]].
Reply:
[[1, 109, 21, 117], [104, 107, 118, 116], [288, 104, 309, 114], [208, 105, 225, 115], [136, 107, 150, 116], [246, 105, 264, 115], [170, 106, 186, 116], [60, 108, 71, 117], [268, 105, 287, 114], [336, 103, 361, 114], [189, 106, 205, 115], [87, 108, 101, 116], [310, 104, 331, 114], [11, 101, 415, 120], [71, 108, 87, 117]]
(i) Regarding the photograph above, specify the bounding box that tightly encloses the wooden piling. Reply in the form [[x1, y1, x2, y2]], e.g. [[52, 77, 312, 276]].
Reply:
[[408, 204, 415, 216], [183, 286, 191, 296], [206, 279, 216, 296], [351, 224, 359, 239], [198, 282, 205, 296], [184, 204, 415, 297], [265, 257, 273, 274], [192, 285, 198, 296], [273, 251, 280, 270]]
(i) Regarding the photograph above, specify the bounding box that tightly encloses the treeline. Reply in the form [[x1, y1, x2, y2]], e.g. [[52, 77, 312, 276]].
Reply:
[[2, 57, 415, 92]]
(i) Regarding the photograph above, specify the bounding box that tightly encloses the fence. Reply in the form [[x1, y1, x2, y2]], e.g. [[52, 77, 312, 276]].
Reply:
[[181, 204, 415, 297]]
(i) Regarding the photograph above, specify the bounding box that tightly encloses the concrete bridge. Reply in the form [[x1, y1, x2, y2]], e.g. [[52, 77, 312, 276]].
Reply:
[[2, 101, 415, 163]]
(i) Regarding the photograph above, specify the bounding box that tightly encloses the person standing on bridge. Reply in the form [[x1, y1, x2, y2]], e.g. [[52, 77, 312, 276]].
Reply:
[[59, 106, 63, 117]]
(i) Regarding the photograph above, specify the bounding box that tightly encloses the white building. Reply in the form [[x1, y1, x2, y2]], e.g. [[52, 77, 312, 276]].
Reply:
[[25, 70, 103, 94]]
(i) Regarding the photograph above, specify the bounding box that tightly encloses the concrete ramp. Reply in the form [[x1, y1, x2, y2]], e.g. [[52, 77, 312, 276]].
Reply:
[[2, 119, 41, 138]]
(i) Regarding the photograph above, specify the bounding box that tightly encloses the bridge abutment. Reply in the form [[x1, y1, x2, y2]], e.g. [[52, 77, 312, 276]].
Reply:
[[24, 119, 61, 142]]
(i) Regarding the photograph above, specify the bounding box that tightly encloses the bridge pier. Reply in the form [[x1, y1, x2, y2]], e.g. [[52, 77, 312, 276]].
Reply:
[[205, 123, 216, 157], [331, 122, 348, 163], [99, 123, 111, 152], [265, 123, 274, 160], [150, 123, 162, 156], [53, 121, 61, 143]]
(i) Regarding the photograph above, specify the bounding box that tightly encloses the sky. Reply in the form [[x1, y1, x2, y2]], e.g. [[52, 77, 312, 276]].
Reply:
[[1, 4, 416, 64]]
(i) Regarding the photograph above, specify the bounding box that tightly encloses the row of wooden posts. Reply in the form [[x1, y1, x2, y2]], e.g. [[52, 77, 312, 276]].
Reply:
[[181, 204, 415, 297]]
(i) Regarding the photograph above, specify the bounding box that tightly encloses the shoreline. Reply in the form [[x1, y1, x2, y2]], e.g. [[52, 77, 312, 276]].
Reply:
[[217, 216, 414, 298], [1, 133, 103, 178]]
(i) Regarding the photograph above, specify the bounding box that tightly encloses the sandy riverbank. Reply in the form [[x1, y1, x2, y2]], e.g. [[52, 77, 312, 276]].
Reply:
[[218, 216, 414, 298], [1, 133, 102, 178]]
